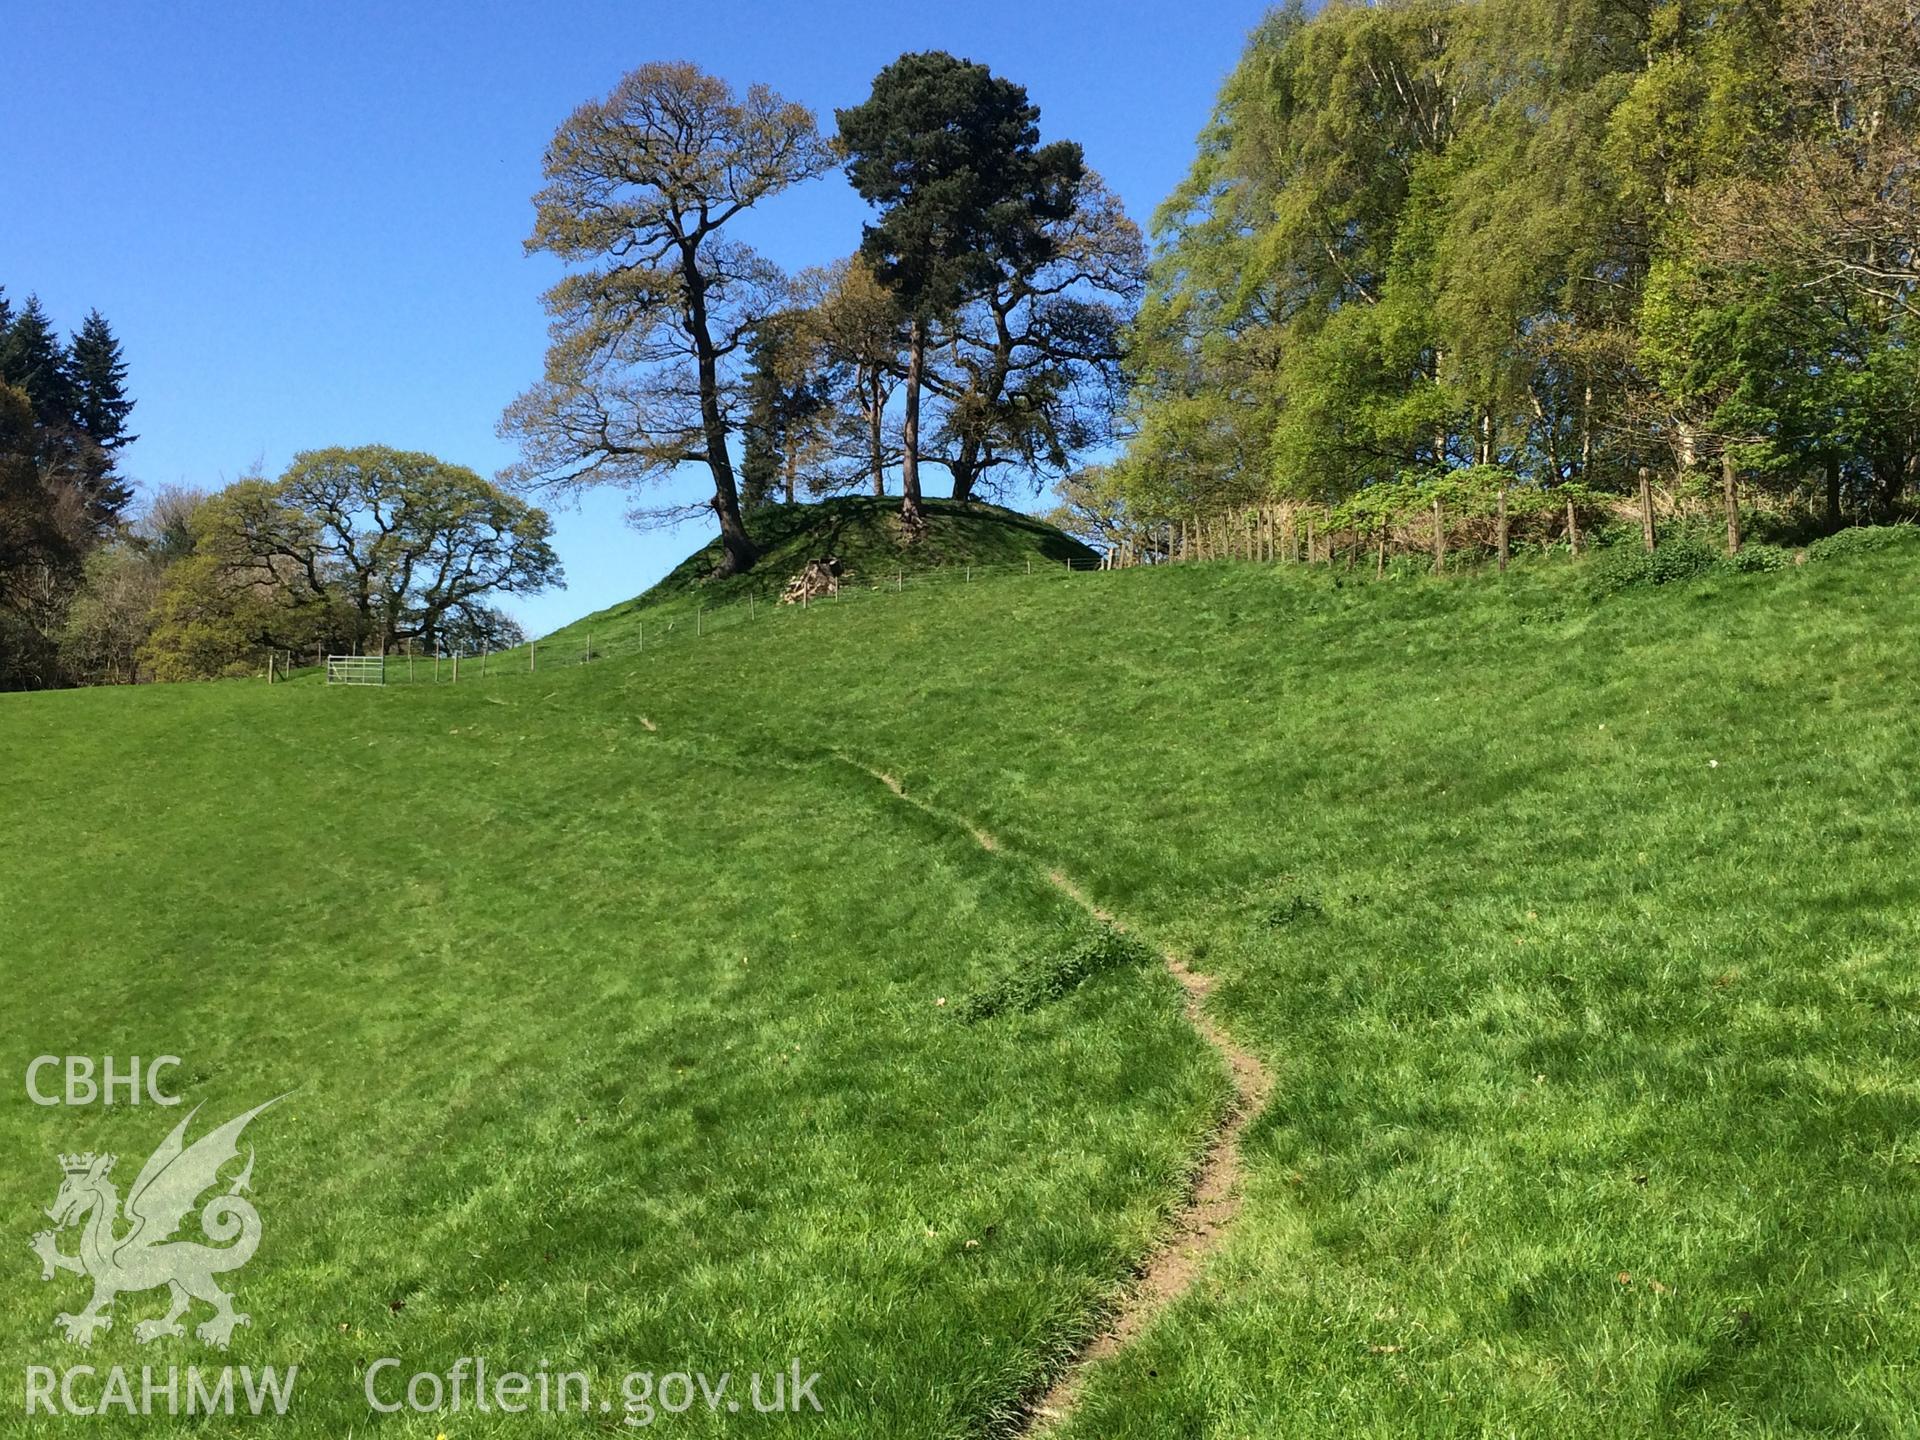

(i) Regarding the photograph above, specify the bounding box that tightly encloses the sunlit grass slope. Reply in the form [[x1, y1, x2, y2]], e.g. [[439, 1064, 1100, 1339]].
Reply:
[[6, 534, 1920, 1436], [0, 663, 1218, 1435], [539, 494, 1098, 653], [587, 538, 1920, 1436]]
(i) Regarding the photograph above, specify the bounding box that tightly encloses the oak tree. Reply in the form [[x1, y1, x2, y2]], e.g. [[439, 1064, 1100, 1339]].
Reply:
[[501, 63, 833, 575]]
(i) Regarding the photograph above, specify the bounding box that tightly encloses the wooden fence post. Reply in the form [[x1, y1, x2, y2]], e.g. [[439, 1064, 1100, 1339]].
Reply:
[[1720, 450, 1742, 554], [1639, 466, 1656, 552], [1497, 481, 1510, 573]]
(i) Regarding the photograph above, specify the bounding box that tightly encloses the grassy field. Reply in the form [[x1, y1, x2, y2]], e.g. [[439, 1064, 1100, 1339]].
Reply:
[[5, 528, 1919, 1435]]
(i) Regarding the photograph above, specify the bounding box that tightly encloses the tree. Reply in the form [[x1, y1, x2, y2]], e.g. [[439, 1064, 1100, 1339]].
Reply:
[[65, 310, 137, 529], [501, 62, 833, 576], [0, 381, 93, 688], [59, 542, 165, 684], [0, 294, 137, 539], [0, 295, 75, 430], [739, 308, 834, 507], [204, 446, 562, 653], [837, 52, 1084, 534], [134, 484, 206, 565], [437, 604, 527, 655], [1695, 0, 1920, 318], [924, 174, 1144, 502], [803, 257, 905, 497], [140, 543, 327, 682]]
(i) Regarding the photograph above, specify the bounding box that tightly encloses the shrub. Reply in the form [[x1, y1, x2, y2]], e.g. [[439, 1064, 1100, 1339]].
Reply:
[[1720, 544, 1791, 574], [1806, 524, 1920, 563], [1589, 535, 1722, 596]]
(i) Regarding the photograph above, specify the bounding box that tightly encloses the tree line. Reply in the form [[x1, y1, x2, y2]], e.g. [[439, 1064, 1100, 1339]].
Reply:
[[0, 286, 560, 689], [1074, 0, 1918, 561], [499, 53, 1144, 574], [0, 292, 139, 686]]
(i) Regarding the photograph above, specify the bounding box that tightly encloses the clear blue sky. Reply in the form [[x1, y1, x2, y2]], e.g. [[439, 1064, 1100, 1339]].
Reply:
[[4, 1, 1267, 635]]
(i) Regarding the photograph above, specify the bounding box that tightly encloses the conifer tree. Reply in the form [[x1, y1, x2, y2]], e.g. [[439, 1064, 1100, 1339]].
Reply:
[[69, 310, 136, 452], [837, 52, 1083, 534], [0, 296, 75, 430]]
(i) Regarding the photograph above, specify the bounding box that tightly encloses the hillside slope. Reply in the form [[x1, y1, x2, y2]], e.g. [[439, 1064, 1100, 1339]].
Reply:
[[538, 494, 1096, 653], [5, 538, 1919, 1436]]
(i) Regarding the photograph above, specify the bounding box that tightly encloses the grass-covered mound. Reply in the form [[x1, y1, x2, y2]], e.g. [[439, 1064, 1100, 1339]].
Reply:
[[5, 540, 1919, 1435], [546, 494, 1096, 648]]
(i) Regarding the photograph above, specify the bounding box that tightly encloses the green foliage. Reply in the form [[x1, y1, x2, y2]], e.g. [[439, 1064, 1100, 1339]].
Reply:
[[57, 543, 163, 683], [1807, 523, 1920, 561], [836, 52, 1084, 322], [1116, 0, 1920, 532], [1720, 542, 1792, 573], [1588, 533, 1723, 593], [959, 923, 1154, 1021]]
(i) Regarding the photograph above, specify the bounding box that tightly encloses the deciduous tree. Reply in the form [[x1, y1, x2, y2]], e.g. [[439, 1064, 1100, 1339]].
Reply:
[[501, 62, 833, 575]]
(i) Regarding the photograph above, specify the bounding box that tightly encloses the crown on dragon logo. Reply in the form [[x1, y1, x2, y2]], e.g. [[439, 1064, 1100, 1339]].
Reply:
[[58, 1153, 109, 1175]]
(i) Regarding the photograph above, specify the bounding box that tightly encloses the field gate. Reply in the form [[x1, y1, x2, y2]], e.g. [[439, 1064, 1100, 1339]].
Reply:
[[325, 655, 386, 686]]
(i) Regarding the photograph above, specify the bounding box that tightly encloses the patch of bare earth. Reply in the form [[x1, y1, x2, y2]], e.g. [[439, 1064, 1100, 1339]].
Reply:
[[841, 757, 1272, 1437]]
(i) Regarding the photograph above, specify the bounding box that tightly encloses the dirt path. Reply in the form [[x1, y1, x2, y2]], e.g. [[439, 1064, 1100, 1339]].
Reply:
[[843, 758, 1272, 1437]]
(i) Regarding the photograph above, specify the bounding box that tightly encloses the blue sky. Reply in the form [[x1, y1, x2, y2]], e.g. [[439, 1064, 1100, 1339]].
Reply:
[[4, 1, 1267, 634]]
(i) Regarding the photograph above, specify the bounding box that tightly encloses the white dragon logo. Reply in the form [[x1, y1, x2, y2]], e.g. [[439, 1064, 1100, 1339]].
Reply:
[[28, 1096, 284, 1348]]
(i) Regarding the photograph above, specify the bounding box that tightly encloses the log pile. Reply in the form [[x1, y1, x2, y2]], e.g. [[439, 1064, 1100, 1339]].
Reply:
[[780, 557, 844, 604]]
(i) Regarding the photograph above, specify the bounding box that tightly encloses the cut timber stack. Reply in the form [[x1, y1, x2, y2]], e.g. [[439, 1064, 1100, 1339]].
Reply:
[[780, 558, 844, 604]]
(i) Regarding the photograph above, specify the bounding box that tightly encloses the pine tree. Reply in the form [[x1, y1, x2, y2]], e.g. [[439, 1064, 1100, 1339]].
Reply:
[[0, 296, 75, 430], [68, 310, 136, 451], [837, 53, 1084, 533]]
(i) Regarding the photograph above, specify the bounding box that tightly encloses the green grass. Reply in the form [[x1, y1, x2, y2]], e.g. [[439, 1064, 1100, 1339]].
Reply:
[[5, 537, 1919, 1435], [535, 494, 1096, 654], [0, 668, 1219, 1434]]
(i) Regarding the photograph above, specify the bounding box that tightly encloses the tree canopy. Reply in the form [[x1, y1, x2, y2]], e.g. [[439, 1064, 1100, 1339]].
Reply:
[[1107, 0, 1920, 549], [837, 52, 1088, 532], [501, 62, 835, 575]]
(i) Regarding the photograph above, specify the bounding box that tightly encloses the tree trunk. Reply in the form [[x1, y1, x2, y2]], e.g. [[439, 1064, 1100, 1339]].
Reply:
[[1431, 495, 1445, 575], [1638, 466, 1656, 552], [950, 461, 978, 504], [783, 449, 797, 506], [1825, 453, 1841, 531], [899, 317, 926, 536], [1578, 381, 1593, 479], [869, 369, 885, 497], [1721, 450, 1742, 554], [1566, 497, 1580, 557], [1376, 518, 1387, 577], [681, 242, 757, 575]]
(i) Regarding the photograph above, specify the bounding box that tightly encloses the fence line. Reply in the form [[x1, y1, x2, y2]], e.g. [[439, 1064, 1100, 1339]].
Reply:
[[289, 512, 1601, 689], [291, 483, 1783, 689]]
